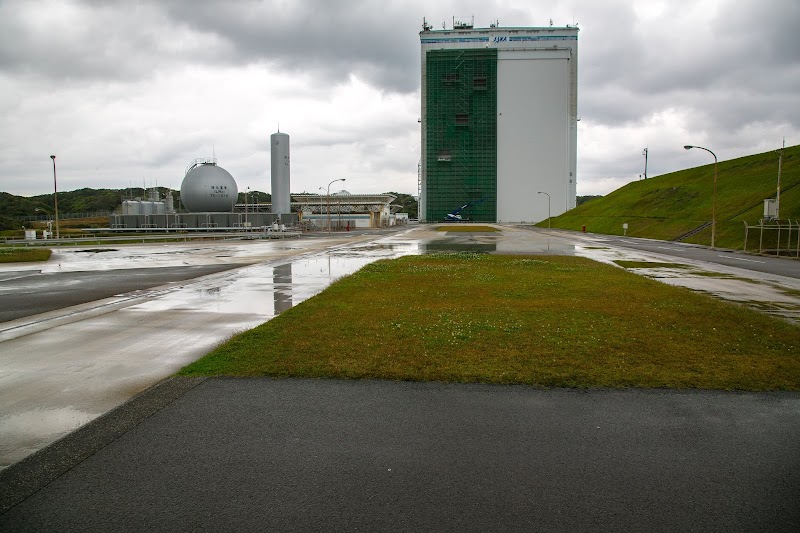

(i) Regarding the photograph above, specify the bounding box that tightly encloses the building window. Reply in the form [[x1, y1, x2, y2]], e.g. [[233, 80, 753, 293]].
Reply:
[[455, 113, 469, 125], [442, 73, 459, 85], [473, 76, 487, 90], [437, 150, 452, 162]]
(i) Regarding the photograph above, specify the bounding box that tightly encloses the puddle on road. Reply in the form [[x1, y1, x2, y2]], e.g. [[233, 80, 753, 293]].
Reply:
[[0, 407, 98, 468], [422, 243, 498, 254], [41, 240, 329, 273], [1, 242, 425, 470]]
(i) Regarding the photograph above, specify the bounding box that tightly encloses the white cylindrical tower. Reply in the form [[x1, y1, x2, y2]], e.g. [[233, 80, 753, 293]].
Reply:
[[270, 131, 290, 215]]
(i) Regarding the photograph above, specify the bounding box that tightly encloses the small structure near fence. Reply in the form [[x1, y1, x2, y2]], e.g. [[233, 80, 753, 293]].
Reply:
[[743, 220, 800, 257]]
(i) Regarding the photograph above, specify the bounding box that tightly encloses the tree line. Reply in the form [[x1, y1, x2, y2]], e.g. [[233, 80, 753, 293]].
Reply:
[[0, 188, 419, 230]]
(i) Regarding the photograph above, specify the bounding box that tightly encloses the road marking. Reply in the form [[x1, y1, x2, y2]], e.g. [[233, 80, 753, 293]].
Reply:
[[657, 246, 685, 252], [722, 255, 765, 264]]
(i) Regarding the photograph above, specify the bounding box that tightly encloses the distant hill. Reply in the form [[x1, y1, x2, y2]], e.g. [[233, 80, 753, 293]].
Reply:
[[0, 188, 162, 219], [543, 145, 799, 250]]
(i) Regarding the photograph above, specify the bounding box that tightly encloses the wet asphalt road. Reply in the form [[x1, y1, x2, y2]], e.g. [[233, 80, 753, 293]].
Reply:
[[0, 265, 246, 323], [564, 231, 800, 279], [1, 378, 799, 532]]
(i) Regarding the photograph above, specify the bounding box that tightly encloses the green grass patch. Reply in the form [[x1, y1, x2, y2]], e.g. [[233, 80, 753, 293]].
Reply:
[[613, 261, 690, 269], [435, 225, 498, 232], [180, 254, 800, 391], [542, 145, 800, 250], [0, 247, 51, 263]]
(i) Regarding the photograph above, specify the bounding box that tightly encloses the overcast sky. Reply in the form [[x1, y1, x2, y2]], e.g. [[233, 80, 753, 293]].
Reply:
[[1, 0, 798, 199]]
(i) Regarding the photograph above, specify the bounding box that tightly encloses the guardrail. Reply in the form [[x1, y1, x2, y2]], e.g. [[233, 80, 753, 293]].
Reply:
[[3, 229, 301, 246]]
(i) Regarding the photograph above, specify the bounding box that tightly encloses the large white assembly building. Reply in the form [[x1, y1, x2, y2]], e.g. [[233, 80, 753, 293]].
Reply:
[[419, 20, 579, 223]]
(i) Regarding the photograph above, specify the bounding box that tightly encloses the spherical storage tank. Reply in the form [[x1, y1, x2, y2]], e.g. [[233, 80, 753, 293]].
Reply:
[[180, 163, 238, 212]]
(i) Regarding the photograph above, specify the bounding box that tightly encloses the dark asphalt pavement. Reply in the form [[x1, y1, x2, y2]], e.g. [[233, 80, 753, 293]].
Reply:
[[0, 265, 246, 322], [1, 378, 798, 532]]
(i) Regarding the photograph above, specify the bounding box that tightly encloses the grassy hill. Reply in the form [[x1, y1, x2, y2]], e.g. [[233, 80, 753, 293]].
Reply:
[[542, 145, 800, 251]]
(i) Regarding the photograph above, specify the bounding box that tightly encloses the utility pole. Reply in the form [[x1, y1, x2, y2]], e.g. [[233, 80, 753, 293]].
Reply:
[[776, 138, 784, 220], [50, 155, 59, 239], [642, 147, 648, 179]]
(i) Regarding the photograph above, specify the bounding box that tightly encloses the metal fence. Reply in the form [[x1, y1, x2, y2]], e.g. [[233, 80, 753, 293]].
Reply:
[[17, 211, 112, 222], [743, 220, 800, 257]]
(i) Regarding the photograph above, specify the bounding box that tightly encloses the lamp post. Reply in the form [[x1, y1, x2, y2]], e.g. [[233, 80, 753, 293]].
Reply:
[[327, 178, 345, 232], [684, 145, 718, 248], [537, 191, 551, 228], [50, 155, 59, 240]]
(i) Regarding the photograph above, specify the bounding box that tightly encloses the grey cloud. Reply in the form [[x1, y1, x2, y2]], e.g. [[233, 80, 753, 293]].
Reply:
[[0, 1, 233, 83], [576, 0, 800, 160], [158, 0, 423, 92]]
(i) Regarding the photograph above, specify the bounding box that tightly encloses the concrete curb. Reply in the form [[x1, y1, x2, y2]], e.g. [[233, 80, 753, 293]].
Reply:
[[0, 376, 207, 515]]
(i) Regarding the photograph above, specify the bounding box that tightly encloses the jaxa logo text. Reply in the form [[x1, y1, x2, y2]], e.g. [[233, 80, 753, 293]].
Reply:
[[493, 36, 507, 43]]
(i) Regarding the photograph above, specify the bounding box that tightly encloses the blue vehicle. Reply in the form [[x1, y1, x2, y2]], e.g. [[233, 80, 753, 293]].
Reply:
[[444, 197, 490, 222]]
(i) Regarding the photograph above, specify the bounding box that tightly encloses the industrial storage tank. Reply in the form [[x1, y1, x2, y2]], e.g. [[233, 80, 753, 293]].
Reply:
[[180, 161, 238, 212], [122, 200, 141, 215], [271, 132, 290, 215]]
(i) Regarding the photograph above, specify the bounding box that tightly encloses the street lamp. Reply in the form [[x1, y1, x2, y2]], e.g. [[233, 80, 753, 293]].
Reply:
[[537, 191, 551, 228], [50, 155, 59, 240], [684, 145, 718, 248], [327, 178, 345, 232]]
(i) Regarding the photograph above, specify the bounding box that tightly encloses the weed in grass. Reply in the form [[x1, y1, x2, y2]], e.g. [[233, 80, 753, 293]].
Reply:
[[180, 255, 800, 391]]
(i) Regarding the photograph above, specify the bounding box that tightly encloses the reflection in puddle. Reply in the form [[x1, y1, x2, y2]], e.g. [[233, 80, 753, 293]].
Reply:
[[0, 407, 98, 467], [421, 243, 497, 254], [273, 262, 293, 314]]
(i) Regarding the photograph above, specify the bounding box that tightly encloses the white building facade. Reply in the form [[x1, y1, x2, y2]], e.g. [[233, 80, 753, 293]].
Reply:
[[420, 22, 578, 223]]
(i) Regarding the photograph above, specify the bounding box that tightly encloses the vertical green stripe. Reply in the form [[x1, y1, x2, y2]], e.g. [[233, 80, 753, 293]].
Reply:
[[425, 48, 497, 222]]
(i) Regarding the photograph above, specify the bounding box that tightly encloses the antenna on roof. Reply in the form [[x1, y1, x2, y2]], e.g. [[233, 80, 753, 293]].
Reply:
[[212, 144, 216, 159], [550, 18, 553, 27], [277, 122, 280, 132]]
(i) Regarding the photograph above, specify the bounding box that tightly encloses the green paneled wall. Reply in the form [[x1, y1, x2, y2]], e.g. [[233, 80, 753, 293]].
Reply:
[[425, 48, 497, 222]]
